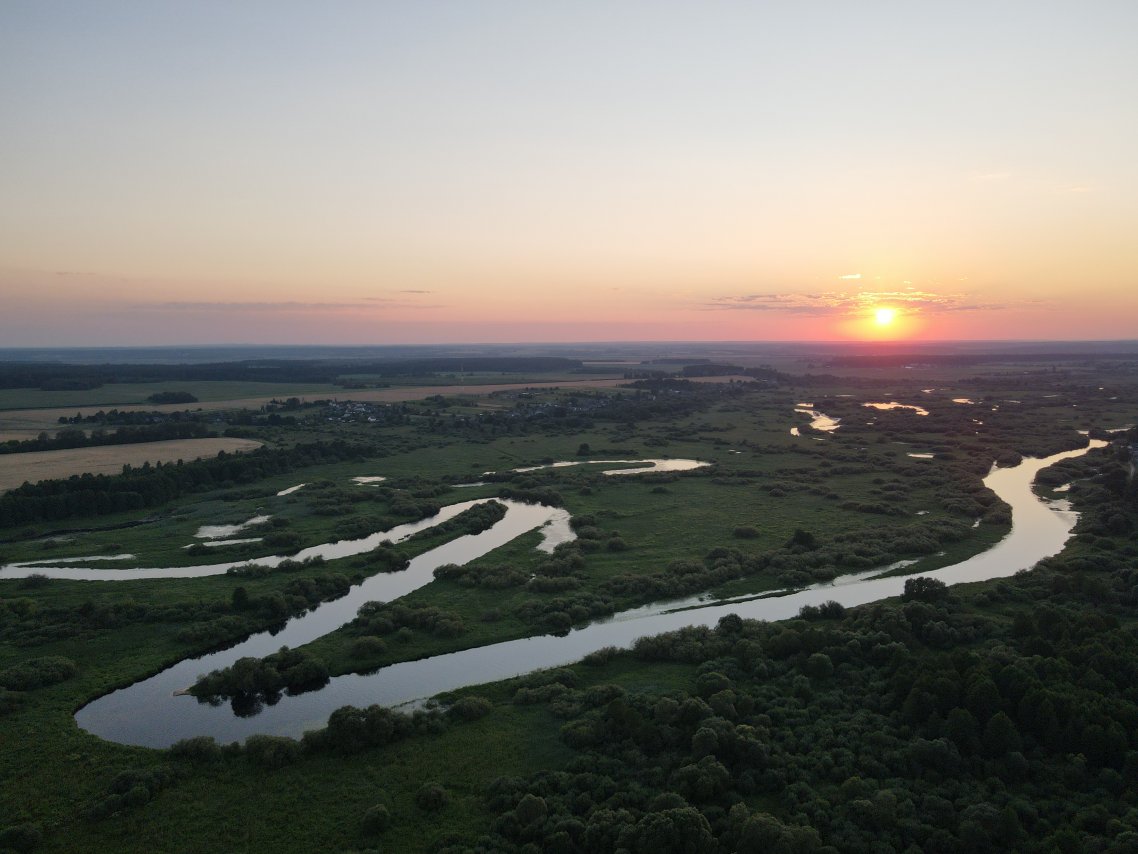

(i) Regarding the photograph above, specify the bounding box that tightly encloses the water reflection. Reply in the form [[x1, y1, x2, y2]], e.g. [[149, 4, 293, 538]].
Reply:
[[864, 402, 930, 416], [194, 514, 272, 540], [792, 405, 840, 433], [499, 459, 710, 476], [0, 499, 565, 581]]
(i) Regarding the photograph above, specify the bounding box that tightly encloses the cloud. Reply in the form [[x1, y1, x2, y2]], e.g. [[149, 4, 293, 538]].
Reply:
[[140, 299, 444, 312], [707, 289, 1003, 316], [143, 301, 368, 312], [838, 273, 861, 280]]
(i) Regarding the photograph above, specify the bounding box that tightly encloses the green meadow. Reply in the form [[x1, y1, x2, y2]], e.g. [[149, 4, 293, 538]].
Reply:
[[2, 359, 1138, 852]]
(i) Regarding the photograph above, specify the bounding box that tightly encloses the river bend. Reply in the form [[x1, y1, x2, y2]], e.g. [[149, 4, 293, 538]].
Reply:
[[58, 445, 1103, 747]]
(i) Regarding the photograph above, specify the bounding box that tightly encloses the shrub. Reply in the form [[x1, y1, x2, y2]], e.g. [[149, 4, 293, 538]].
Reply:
[[583, 646, 621, 667], [448, 695, 493, 721], [0, 689, 28, 717], [0, 823, 42, 852], [264, 531, 303, 551], [415, 782, 449, 811], [169, 736, 223, 763], [516, 793, 548, 826], [361, 803, 391, 834], [243, 735, 302, 768], [350, 636, 388, 658], [0, 656, 78, 691]]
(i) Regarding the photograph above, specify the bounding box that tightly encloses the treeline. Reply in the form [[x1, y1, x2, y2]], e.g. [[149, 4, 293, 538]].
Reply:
[[825, 351, 1138, 368], [679, 363, 744, 377], [0, 356, 583, 390], [0, 440, 372, 528], [58, 409, 207, 426], [59, 408, 293, 429], [352, 356, 581, 376], [146, 391, 197, 404], [1, 422, 213, 455]]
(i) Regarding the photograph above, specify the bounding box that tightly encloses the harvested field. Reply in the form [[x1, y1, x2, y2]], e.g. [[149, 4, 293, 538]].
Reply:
[[0, 438, 263, 492]]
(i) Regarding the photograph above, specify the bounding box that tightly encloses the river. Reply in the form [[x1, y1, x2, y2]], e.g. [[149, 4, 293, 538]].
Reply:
[[65, 444, 1102, 747]]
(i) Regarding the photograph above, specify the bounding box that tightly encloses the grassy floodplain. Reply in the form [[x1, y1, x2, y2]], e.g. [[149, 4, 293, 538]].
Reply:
[[2, 348, 1138, 853]]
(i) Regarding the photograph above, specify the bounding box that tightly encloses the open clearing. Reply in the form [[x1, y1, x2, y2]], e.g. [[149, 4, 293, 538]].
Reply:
[[0, 437, 262, 492]]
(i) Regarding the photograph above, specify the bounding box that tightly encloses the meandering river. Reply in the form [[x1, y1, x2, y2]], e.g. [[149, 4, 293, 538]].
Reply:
[[23, 445, 1105, 748]]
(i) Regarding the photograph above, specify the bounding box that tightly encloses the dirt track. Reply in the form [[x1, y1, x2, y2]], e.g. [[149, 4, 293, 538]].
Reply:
[[0, 438, 263, 492]]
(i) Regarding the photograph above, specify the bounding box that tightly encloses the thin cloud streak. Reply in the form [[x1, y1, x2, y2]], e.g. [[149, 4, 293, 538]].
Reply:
[[706, 290, 1005, 316], [137, 300, 443, 312], [142, 301, 370, 312]]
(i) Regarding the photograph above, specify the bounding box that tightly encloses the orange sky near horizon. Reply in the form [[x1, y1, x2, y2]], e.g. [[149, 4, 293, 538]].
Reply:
[[3, 264, 1130, 346], [1, 3, 1136, 347]]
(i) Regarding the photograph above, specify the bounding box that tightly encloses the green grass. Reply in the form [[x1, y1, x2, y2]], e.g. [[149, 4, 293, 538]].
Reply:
[[2, 366, 1137, 852]]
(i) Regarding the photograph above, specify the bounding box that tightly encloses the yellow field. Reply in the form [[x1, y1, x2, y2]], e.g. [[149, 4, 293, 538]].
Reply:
[[0, 438, 263, 492]]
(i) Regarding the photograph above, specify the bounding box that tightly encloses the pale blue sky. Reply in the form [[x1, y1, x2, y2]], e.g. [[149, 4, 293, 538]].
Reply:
[[2, 1, 1136, 344]]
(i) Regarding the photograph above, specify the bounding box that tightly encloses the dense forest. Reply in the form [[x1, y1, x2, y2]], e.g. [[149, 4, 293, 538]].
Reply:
[[421, 438, 1138, 853]]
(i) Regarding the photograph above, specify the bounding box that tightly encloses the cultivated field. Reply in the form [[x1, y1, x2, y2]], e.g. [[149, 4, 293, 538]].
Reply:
[[0, 438, 262, 492], [0, 378, 637, 440]]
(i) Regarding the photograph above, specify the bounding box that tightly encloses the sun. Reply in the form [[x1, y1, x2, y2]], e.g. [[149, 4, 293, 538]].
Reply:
[[839, 303, 919, 340]]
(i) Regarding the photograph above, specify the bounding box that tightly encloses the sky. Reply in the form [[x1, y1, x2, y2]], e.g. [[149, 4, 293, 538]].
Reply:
[[2, 1, 1136, 346]]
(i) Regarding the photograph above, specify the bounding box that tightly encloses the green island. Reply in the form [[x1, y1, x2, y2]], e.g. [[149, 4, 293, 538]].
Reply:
[[2, 346, 1138, 853]]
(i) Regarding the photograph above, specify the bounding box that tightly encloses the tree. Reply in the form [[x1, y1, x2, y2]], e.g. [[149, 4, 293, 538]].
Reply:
[[903, 576, 949, 603], [946, 707, 980, 755], [515, 793, 548, 826], [415, 782, 448, 811], [786, 528, 818, 550], [631, 807, 717, 854], [361, 803, 391, 834], [805, 653, 834, 680]]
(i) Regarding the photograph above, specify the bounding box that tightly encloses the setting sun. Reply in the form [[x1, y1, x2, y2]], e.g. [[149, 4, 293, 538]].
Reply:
[[875, 308, 897, 326]]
